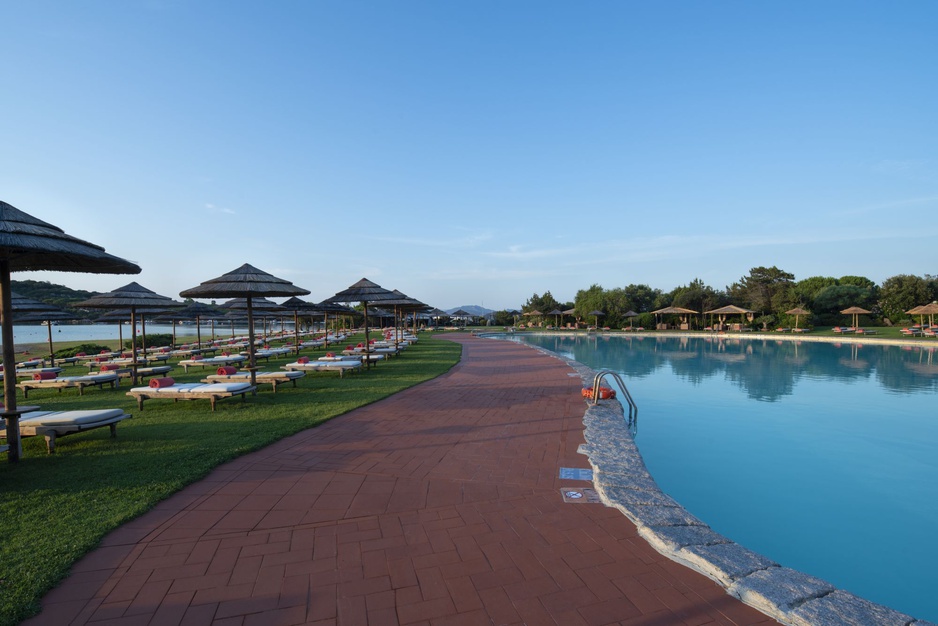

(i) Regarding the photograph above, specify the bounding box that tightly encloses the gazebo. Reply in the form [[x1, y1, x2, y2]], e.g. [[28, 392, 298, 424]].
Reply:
[[651, 306, 698, 330], [704, 305, 754, 331]]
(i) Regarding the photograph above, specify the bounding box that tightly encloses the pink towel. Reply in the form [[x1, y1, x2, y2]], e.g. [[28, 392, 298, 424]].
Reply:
[[221, 351, 231, 357], [192, 355, 204, 361], [357, 343, 364, 348], [100, 350, 110, 354], [326, 352, 335, 358], [217, 366, 237, 375], [100, 364, 120, 371], [76, 352, 87, 357], [33, 372, 57, 380], [297, 356, 310, 364], [149, 377, 175, 388]]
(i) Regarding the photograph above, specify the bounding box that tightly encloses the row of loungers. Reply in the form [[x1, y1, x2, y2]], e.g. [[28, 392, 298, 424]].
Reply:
[[3, 336, 374, 456]]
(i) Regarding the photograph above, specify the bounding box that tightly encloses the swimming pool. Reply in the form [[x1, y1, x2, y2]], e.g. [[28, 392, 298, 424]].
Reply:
[[503, 332, 938, 622]]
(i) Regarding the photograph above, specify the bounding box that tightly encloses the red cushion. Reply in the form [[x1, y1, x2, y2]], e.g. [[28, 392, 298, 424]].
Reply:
[[33, 371, 57, 380], [149, 377, 175, 388], [297, 356, 310, 364], [217, 366, 237, 375]]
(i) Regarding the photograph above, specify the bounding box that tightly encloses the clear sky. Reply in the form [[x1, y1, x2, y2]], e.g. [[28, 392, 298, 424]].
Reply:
[[3, 1, 936, 311]]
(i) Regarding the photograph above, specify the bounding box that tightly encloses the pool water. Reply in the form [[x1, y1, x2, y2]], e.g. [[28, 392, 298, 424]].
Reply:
[[506, 333, 938, 622]]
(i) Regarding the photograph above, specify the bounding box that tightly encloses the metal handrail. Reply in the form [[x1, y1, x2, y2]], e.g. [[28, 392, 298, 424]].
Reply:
[[590, 369, 638, 415]]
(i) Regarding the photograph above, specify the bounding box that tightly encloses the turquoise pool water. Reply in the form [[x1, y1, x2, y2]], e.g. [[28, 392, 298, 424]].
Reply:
[[504, 333, 938, 622]]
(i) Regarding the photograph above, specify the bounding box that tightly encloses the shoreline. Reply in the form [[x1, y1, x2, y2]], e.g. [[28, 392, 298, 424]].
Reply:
[[505, 334, 936, 626]]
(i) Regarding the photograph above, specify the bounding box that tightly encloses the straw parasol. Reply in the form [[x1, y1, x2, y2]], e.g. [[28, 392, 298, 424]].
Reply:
[[914, 302, 938, 327], [180, 264, 310, 385], [381, 290, 429, 346], [323, 278, 398, 366], [1, 201, 140, 462], [77, 283, 184, 383], [161, 301, 220, 349], [623, 310, 639, 329], [588, 310, 605, 328], [785, 307, 810, 330], [547, 309, 564, 328], [280, 296, 320, 356], [9, 291, 79, 367], [220, 297, 284, 343], [840, 306, 871, 329]]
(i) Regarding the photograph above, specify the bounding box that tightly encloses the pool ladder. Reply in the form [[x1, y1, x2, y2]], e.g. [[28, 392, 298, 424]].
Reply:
[[590, 369, 638, 417]]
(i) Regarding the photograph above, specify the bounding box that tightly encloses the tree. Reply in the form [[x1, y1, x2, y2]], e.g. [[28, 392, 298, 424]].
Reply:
[[621, 284, 660, 313], [523, 291, 561, 314], [813, 284, 875, 325], [573, 284, 605, 321], [729, 266, 795, 314], [879, 275, 931, 323]]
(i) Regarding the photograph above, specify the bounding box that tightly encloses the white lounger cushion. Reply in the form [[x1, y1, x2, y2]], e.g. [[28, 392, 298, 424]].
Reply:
[[19, 409, 126, 426], [129, 382, 254, 394]]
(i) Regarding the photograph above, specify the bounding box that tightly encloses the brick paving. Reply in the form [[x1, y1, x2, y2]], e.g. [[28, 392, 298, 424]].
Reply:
[[25, 334, 775, 625]]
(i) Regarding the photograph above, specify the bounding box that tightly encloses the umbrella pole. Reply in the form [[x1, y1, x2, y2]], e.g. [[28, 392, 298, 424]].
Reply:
[[363, 301, 370, 369], [294, 311, 300, 357], [246, 298, 257, 386], [196, 316, 202, 349], [46, 320, 55, 367], [1, 260, 23, 462], [130, 307, 139, 386]]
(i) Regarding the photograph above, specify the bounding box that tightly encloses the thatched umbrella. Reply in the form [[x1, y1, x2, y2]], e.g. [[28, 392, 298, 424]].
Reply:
[[840, 306, 871, 329], [315, 300, 358, 338], [77, 283, 184, 383], [9, 291, 79, 367], [623, 310, 639, 329], [547, 308, 564, 328], [785, 307, 811, 330], [159, 301, 219, 349], [97, 306, 176, 354], [382, 290, 428, 347], [323, 278, 398, 367], [1, 201, 140, 462], [221, 297, 284, 343], [180, 264, 309, 385], [588, 310, 605, 328], [281, 296, 320, 356], [914, 302, 938, 327]]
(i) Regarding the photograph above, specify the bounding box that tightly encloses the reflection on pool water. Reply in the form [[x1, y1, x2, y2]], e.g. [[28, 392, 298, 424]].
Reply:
[[505, 332, 938, 622]]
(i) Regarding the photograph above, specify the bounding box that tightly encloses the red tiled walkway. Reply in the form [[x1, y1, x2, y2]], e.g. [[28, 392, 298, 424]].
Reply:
[[27, 335, 774, 625]]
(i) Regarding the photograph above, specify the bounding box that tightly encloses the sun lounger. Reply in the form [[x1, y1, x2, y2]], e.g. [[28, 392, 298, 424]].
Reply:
[[201, 370, 305, 392], [242, 347, 293, 362], [17, 372, 120, 398], [178, 355, 247, 372], [282, 360, 362, 377], [127, 380, 256, 411], [2, 408, 131, 453]]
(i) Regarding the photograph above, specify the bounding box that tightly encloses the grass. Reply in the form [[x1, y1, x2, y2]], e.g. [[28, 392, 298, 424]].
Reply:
[[0, 333, 462, 626]]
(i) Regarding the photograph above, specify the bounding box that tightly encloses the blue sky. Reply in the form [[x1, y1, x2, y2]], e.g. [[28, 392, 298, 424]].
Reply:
[[3, 1, 936, 311]]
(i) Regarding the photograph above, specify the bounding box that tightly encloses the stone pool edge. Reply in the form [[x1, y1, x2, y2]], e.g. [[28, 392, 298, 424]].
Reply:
[[523, 341, 936, 626]]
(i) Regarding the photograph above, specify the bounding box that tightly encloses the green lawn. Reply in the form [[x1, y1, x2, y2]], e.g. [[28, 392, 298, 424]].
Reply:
[[0, 334, 462, 626]]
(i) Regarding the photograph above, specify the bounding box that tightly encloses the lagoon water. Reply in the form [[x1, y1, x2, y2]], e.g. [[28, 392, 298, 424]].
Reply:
[[7, 323, 252, 348], [505, 332, 938, 622]]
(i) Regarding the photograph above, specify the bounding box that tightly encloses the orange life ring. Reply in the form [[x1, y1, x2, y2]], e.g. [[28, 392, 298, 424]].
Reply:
[[581, 386, 616, 400]]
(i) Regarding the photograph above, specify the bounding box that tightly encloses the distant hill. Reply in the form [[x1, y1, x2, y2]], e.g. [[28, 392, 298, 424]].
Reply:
[[11, 279, 98, 310], [446, 305, 493, 317]]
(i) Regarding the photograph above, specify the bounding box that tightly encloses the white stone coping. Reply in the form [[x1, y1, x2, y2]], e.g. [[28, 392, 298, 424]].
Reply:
[[517, 339, 936, 626]]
